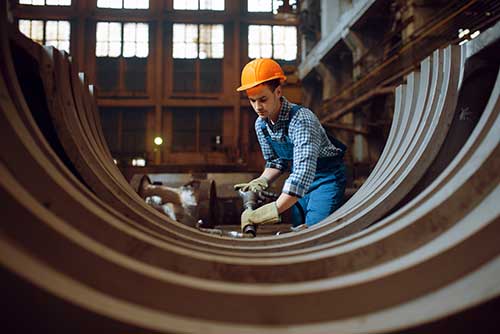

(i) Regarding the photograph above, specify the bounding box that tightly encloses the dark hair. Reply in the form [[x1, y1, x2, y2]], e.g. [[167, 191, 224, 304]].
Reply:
[[263, 78, 281, 92]]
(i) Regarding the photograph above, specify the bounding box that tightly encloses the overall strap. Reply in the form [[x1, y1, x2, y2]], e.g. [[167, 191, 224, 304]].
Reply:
[[284, 104, 302, 136]]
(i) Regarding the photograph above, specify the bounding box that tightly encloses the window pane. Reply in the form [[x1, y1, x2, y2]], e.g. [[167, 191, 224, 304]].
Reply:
[[96, 22, 122, 57], [96, 0, 108, 7], [248, 44, 259, 59], [109, 41, 122, 57], [173, 0, 198, 10], [19, 0, 33, 4], [58, 20, 70, 39], [172, 109, 197, 151], [123, 23, 136, 42], [185, 43, 198, 58], [96, 41, 108, 57], [261, 44, 272, 57], [136, 23, 149, 42], [40, 0, 72, 4], [212, 24, 224, 43], [199, 43, 208, 59], [186, 24, 198, 43], [18, 20, 31, 37], [124, 0, 149, 9], [199, 24, 223, 58], [248, 25, 271, 58], [173, 24, 185, 42], [46, 39, 57, 48], [96, 22, 109, 42], [173, 24, 198, 59], [31, 20, 44, 43], [124, 58, 147, 91], [109, 22, 122, 41], [199, 109, 222, 151], [172, 42, 185, 58], [123, 41, 135, 57], [273, 25, 296, 60], [97, 0, 122, 8], [136, 42, 149, 57], [200, 59, 222, 93], [248, 0, 272, 12], [200, 0, 224, 10], [58, 40, 70, 53], [122, 23, 148, 57], [45, 21, 58, 40]]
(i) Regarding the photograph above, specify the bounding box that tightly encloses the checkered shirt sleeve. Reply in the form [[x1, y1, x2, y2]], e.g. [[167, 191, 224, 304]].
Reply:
[[282, 109, 321, 197], [255, 119, 287, 171]]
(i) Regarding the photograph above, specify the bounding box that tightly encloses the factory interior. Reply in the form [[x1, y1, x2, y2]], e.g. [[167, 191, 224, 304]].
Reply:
[[1, 0, 500, 333]]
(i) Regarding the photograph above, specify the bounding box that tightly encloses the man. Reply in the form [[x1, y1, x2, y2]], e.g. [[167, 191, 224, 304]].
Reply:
[[235, 58, 347, 231]]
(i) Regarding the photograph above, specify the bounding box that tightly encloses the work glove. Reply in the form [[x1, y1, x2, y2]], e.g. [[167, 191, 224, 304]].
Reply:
[[248, 202, 281, 225], [234, 177, 268, 192], [240, 208, 254, 231]]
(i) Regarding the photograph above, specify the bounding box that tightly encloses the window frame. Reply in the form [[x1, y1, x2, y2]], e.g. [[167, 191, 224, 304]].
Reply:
[[169, 23, 225, 97], [94, 20, 153, 97], [170, 107, 224, 153], [17, 18, 72, 54], [95, 0, 150, 10], [172, 0, 225, 11], [247, 23, 298, 62], [247, 0, 297, 14], [18, 0, 72, 7]]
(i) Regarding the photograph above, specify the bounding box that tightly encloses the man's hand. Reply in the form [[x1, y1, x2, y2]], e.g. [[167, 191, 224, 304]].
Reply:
[[234, 177, 268, 192], [241, 208, 254, 231], [248, 202, 281, 225]]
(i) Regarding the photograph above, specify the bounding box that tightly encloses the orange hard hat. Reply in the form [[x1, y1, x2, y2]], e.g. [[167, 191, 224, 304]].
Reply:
[[236, 58, 287, 91]]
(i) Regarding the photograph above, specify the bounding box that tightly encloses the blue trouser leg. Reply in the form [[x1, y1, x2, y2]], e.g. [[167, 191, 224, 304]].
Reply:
[[291, 195, 308, 227], [290, 163, 346, 227]]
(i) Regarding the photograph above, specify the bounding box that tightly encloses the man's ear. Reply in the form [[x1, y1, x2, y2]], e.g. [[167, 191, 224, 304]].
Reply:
[[275, 85, 283, 98]]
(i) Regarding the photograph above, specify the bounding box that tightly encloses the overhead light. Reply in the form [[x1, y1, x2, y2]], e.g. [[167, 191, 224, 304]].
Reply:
[[132, 158, 146, 167], [459, 39, 469, 46], [275, 0, 296, 21], [113, 158, 118, 165], [470, 30, 480, 39], [154, 136, 163, 146], [458, 28, 470, 39]]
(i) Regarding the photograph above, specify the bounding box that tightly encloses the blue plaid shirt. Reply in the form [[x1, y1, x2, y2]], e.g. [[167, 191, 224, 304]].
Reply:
[[255, 97, 343, 197]]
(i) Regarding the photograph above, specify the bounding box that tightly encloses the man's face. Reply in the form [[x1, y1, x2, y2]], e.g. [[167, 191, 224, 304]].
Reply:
[[247, 84, 282, 121]]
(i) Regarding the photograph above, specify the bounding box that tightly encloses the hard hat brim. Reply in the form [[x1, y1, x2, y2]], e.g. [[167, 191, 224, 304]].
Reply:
[[236, 75, 287, 92]]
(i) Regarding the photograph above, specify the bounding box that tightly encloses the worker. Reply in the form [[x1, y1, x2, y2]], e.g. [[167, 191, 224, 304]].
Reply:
[[234, 58, 347, 231]]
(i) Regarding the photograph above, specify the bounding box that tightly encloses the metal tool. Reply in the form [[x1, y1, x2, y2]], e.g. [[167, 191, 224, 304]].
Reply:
[[238, 189, 279, 237]]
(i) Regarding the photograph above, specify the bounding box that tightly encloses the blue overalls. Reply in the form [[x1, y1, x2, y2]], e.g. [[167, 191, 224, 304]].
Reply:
[[261, 105, 347, 227]]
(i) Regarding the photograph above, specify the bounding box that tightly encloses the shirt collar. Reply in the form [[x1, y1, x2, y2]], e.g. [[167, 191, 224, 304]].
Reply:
[[266, 96, 293, 127]]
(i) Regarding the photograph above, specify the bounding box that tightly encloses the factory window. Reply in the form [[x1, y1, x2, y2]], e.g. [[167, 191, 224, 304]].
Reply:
[[173, 0, 224, 10], [18, 0, 71, 5], [173, 24, 223, 59], [96, 22, 149, 57], [248, 25, 296, 61], [172, 108, 223, 152], [95, 22, 149, 93], [248, 0, 296, 13], [100, 107, 148, 160], [18, 19, 71, 53], [172, 24, 224, 93], [97, 0, 149, 9]]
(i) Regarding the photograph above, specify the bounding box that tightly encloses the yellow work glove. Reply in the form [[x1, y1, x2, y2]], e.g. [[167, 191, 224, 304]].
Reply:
[[234, 177, 268, 192], [248, 202, 281, 225], [241, 208, 254, 231]]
